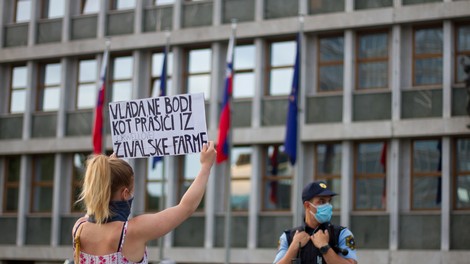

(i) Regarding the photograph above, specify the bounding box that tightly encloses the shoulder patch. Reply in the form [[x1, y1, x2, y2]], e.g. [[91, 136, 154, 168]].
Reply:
[[345, 235, 356, 250]]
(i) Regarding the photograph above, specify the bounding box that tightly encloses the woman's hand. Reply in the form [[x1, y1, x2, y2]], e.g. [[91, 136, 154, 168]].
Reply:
[[200, 141, 217, 170]]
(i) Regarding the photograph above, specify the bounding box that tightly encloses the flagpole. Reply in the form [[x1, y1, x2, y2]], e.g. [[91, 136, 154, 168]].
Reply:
[[102, 38, 110, 154], [224, 19, 236, 264], [159, 29, 171, 264]]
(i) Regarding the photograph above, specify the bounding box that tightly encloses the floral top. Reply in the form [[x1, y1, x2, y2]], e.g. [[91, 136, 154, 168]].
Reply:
[[75, 221, 148, 264]]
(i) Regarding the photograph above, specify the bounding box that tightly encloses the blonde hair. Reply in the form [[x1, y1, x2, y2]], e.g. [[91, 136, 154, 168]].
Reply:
[[77, 155, 134, 224]]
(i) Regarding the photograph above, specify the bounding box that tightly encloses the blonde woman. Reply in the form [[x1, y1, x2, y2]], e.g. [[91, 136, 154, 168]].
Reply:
[[72, 141, 217, 264]]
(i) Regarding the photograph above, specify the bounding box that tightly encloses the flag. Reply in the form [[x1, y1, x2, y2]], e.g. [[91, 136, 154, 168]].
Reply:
[[92, 48, 109, 154], [284, 34, 300, 165], [151, 47, 168, 166], [216, 30, 235, 164], [380, 142, 387, 208], [269, 145, 279, 204]]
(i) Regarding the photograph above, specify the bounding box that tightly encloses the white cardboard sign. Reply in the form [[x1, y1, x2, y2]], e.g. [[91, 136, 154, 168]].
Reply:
[[108, 93, 208, 158]]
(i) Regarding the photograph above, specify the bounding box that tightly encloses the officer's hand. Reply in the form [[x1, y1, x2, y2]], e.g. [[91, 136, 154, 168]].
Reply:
[[292, 230, 311, 248], [312, 229, 330, 248]]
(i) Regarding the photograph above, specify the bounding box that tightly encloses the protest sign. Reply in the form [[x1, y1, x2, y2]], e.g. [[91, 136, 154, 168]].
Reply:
[[108, 93, 208, 158]]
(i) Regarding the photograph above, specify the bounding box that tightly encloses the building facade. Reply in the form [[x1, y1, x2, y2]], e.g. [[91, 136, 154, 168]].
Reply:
[[1, 0, 470, 263]]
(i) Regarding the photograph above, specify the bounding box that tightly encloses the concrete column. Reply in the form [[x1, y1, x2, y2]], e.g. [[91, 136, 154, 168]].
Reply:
[[345, 0, 354, 12], [0, 0, 5, 49], [441, 137, 451, 251], [389, 139, 400, 250], [22, 61, 36, 140], [248, 146, 262, 249], [163, 156, 177, 248], [62, 0, 71, 42], [134, 0, 144, 34], [255, 0, 264, 21], [172, 0, 182, 30], [132, 50, 150, 99], [16, 155, 31, 246], [51, 154, 64, 246], [393, 0, 402, 7], [340, 141, 353, 228], [299, 0, 307, 15], [391, 25, 402, 121], [57, 57, 70, 138], [252, 38, 265, 128], [213, 0, 222, 26], [343, 30, 354, 124], [0, 65, 9, 113], [204, 158, 216, 248], [209, 42, 223, 131], [97, 0, 108, 38], [0, 157, 4, 211], [28, 0, 38, 46], [132, 158, 147, 215], [442, 21, 453, 119]]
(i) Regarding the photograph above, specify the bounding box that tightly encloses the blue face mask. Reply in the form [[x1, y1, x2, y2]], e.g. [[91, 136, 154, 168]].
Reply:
[[88, 197, 134, 223], [308, 202, 333, 224]]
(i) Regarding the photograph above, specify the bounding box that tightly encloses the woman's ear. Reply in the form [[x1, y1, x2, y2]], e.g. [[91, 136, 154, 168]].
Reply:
[[120, 187, 130, 200]]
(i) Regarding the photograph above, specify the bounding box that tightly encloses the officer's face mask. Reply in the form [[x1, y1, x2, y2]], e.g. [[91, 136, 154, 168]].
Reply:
[[308, 202, 333, 224]]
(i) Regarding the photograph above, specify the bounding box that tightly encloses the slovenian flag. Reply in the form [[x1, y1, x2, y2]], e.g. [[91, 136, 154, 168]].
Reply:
[[284, 34, 300, 165], [92, 47, 109, 154], [216, 30, 235, 163]]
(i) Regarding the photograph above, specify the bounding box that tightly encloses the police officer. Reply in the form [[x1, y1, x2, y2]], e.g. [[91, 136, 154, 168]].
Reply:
[[273, 181, 357, 264]]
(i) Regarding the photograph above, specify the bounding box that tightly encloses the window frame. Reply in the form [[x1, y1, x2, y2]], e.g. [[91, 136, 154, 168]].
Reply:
[[184, 46, 212, 101], [177, 155, 205, 212], [410, 138, 442, 211], [233, 42, 256, 100], [150, 49, 173, 97], [110, 54, 134, 103], [454, 23, 470, 84], [229, 145, 252, 212], [265, 37, 297, 97], [145, 158, 166, 212], [9, 64, 28, 114], [36, 61, 62, 112], [317, 33, 344, 93], [453, 137, 470, 211], [314, 142, 342, 211], [412, 23, 443, 87], [2, 156, 21, 214], [261, 144, 293, 212], [355, 29, 390, 91], [30, 154, 55, 214], [353, 140, 388, 211], [76, 57, 98, 110]]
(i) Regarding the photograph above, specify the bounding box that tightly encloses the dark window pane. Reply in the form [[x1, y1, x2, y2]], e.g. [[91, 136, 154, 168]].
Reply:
[[7, 156, 21, 181], [5, 188, 19, 211], [231, 147, 252, 211], [358, 62, 388, 89], [264, 178, 291, 210], [146, 182, 163, 211], [457, 25, 470, 52], [320, 37, 344, 62], [358, 33, 388, 59], [412, 176, 440, 209], [414, 58, 443, 85], [35, 155, 55, 181], [32, 186, 53, 212], [415, 28, 443, 54], [456, 138, 470, 172], [357, 142, 385, 174], [355, 178, 386, 210], [413, 140, 441, 172], [319, 65, 343, 91], [456, 175, 470, 209], [316, 144, 342, 175]]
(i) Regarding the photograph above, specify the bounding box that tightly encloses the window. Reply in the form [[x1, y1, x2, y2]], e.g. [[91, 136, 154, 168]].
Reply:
[[151, 51, 173, 97], [233, 44, 255, 98], [179, 154, 204, 210], [187, 48, 211, 100], [81, 0, 99, 14], [262, 145, 293, 211], [111, 56, 133, 102], [413, 26, 443, 86], [455, 24, 470, 83], [154, 0, 175, 5], [77, 59, 97, 109], [3, 156, 21, 213], [354, 141, 387, 210], [454, 138, 470, 209], [14, 0, 31, 22], [31, 154, 54, 213], [411, 139, 441, 210], [146, 158, 166, 212], [315, 143, 342, 210], [71, 153, 87, 212], [230, 146, 252, 211], [318, 35, 344, 92], [41, 0, 65, 19], [356, 31, 389, 90], [268, 40, 296, 96], [111, 0, 136, 10], [37, 62, 61, 111], [9, 65, 27, 113]]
